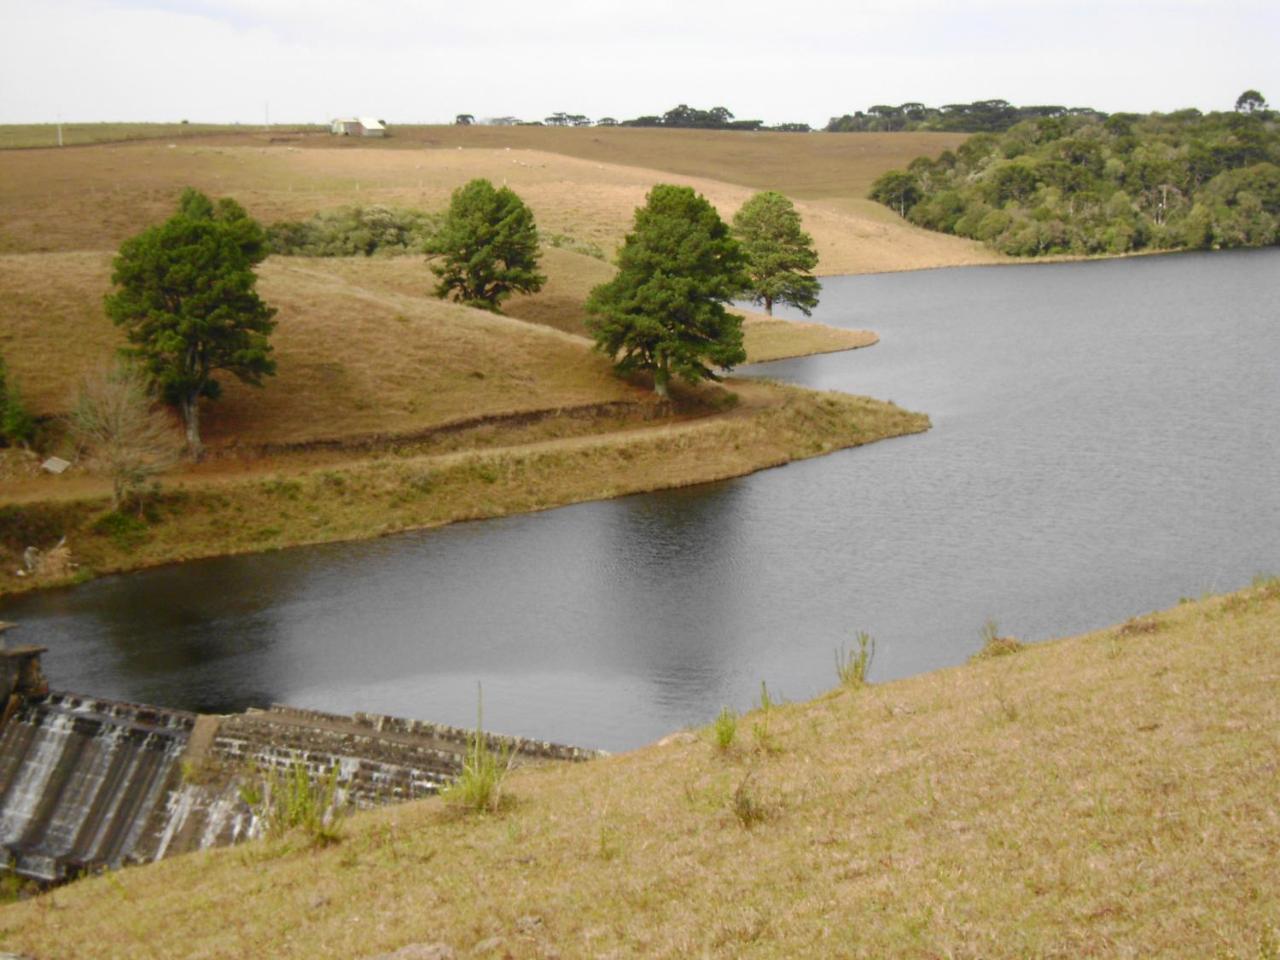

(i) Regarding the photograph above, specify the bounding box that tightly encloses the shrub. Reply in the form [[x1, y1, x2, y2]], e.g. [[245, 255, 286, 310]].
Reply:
[[972, 619, 1025, 660], [0, 354, 36, 448], [267, 205, 441, 257], [68, 363, 181, 510], [836, 631, 876, 688], [731, 774, 768, 829], [712, 706, 738, 751], [240, 758, 344, 847], [440, 689, 513, 813], [91, 510, 149, 549]]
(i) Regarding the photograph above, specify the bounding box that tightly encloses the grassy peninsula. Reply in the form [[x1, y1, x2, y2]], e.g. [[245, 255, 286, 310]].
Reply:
[[2, 579, 1276, 958], [0, 126, 976, 595]]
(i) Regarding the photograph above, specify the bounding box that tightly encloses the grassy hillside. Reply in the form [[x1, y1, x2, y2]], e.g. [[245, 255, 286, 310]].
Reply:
[[382, 125, 973, 201], [2, 580, 1275, 958], [0, 138, 1002, 273], [0, 123, 322, 150], [0, 128, 974, 592]]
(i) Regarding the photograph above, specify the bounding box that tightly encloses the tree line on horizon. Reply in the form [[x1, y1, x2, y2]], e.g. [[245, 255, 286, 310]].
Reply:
[[457, 105, 812, 133], [869, 92, 1279, 256], [825, 99, 1106, 134]]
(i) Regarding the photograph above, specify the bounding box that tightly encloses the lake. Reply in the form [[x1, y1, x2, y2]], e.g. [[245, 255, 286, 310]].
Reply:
[[4, 249, 1278, 751]]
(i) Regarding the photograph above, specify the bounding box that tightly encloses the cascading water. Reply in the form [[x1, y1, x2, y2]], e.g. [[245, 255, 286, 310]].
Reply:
[[0, 693, 193, 882], [0, 667, 598, 882]]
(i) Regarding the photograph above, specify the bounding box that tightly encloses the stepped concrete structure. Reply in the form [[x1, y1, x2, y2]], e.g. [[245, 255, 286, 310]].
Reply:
[[0, 627, 598, 883]]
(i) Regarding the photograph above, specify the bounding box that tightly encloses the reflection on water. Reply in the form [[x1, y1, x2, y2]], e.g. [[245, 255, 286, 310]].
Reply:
[[4, 249, 1279, 750]]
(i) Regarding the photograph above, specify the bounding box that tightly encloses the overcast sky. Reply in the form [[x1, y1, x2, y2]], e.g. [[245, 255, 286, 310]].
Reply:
[[2, 0, 1276, 125]]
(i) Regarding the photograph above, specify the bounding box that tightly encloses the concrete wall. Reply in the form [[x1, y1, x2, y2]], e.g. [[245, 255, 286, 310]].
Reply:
[[0, 648, 599, 882]]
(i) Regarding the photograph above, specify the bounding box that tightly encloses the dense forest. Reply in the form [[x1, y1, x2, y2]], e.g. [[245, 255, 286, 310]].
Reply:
[[869, 98, 1279, 255], [826, 99, 1104, 134]]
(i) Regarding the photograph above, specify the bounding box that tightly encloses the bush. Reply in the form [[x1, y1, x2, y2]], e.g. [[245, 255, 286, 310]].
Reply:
[[440, 688, 513, 813], [712, 706, 738, 751], [836, 631, 876, 688], [0, 354, 35, 448], [972, 619, 1026, 660], [267, 205, 440, 257], [239, 758, 345, 847], [91, 510, 149, 549]]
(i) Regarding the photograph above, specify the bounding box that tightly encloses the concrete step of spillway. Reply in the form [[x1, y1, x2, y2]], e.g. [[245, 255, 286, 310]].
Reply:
[[0, 692, 194, 882], [0, 685, 599, 883]]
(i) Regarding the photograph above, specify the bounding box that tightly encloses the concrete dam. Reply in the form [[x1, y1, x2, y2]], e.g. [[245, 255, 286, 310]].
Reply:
[[0, 624, 597, 883]]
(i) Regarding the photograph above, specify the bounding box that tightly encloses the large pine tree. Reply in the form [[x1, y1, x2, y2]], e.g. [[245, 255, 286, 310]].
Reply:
[[425, 178, 545, 311], [105, 188, 277, 460], [586, 185, 747, 397], [732, 191, 821, 316]]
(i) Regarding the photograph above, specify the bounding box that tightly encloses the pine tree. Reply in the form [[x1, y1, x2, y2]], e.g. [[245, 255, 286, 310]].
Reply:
[[586, 185, 747, 397], [425, 179, 545, 311], [732, 191, 821, 316], [105, 188, 277, 460]]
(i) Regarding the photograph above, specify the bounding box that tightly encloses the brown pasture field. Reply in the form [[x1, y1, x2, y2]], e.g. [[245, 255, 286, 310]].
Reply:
[[0, 133, 1001, 272]]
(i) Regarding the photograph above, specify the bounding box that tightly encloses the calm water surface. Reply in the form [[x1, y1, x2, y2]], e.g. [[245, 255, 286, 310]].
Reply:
[[5, 250, 1278, 750]]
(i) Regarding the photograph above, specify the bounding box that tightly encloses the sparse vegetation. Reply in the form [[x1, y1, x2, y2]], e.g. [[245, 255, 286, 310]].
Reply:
[[239, 758, 345, 847], [0, 354, 35, 448], [972, 619, 1025, 660], [730, 773, 769, 828], [68, 363, 181, 510], [711, 706, 738, 751], [440, 690, 513, 814], [835, 630, 876, 687]]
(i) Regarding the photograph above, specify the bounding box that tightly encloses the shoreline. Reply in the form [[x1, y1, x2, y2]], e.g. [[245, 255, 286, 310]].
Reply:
[[3, 576, 1275, 955], [0, 381, 928, 599]]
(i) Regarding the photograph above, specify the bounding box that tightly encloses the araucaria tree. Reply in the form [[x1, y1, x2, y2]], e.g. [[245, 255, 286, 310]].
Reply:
[[732, 191, 821, 316], [425, 178, 545, 311], [586, 184, 747, 397], [105, 188, 277, 460]]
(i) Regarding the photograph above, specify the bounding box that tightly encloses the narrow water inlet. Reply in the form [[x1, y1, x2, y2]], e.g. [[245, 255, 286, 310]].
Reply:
[[0, 632, 598, 883]]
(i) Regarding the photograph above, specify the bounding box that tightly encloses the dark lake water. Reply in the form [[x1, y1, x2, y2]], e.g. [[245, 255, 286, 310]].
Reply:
[[4, 249, 1278, 751]]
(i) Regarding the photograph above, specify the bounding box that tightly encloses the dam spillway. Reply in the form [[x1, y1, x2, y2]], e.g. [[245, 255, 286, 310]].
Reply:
[[0, 636, 597, 883], [0, 692, 192, 881]]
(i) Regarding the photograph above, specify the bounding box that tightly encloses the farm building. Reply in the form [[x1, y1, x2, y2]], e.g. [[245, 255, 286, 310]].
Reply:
[[330, 117, 388, 137]]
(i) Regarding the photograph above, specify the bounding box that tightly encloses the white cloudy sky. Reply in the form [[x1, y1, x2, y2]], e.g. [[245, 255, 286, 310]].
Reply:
[[2, 0, 1276, 125]]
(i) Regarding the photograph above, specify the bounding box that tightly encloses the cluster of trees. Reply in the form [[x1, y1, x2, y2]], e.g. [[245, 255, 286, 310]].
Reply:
[[584, 187, 819, 396], [827, 99, 1105, 134], [267, 206, 439, 257], [620, 105, 810, 132], [455, 106, 810, 132], [97, 175, 821, 483], [870, 95, 1279, 256], [426, 179, 820, 396]]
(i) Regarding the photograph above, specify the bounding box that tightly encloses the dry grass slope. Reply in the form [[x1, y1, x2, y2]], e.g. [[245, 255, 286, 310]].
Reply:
[[2, 581, 1276, 958], [0, 136, 1002, 273]]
